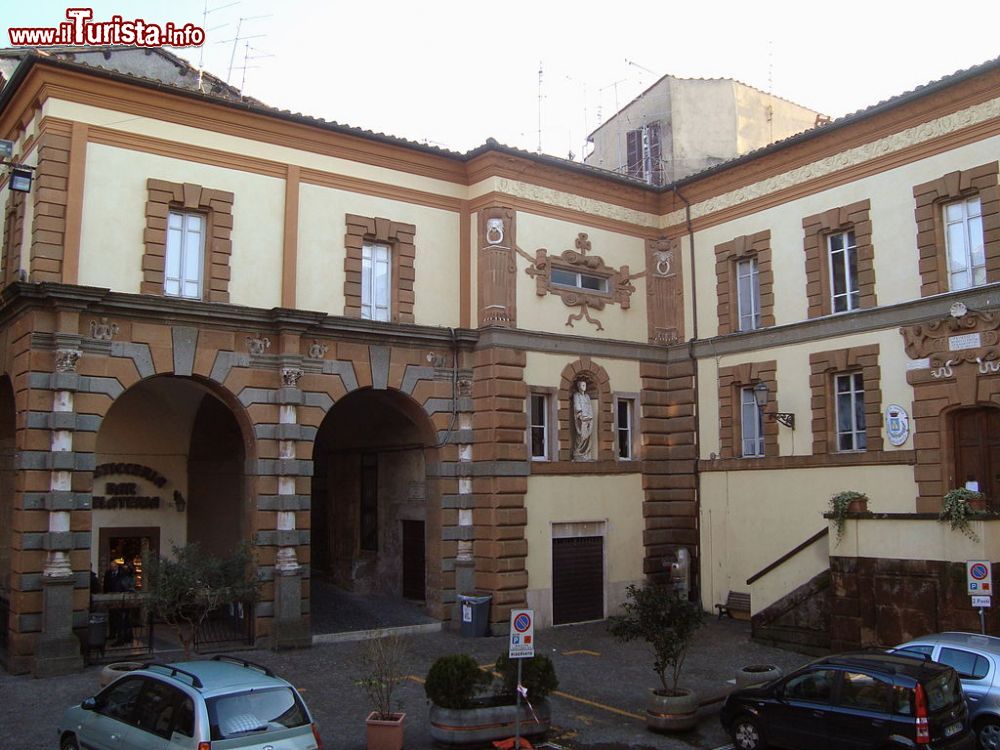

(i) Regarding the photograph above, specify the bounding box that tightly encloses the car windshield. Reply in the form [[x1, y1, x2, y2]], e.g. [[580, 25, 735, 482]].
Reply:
[[207, 686, 308, 740], [924, 670, 962, 712]]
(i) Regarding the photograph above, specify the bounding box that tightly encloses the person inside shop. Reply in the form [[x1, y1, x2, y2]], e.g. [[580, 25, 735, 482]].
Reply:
[[103, 558, 122, 642], [113, 561, 137, 646]]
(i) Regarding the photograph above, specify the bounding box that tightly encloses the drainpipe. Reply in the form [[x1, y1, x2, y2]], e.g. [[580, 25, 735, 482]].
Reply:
[[674, 186, 702, 601]]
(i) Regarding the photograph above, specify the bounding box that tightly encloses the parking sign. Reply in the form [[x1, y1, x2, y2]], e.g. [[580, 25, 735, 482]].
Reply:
[[967, 560, 993, 596], [508, 609, 534, 658]]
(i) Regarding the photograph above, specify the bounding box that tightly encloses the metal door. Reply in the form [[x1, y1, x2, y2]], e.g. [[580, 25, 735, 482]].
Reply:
[[401, 520, 425, 601], [552, 536, 603, 625]]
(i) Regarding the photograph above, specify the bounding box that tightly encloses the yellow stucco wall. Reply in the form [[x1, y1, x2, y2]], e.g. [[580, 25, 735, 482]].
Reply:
[[524, 474, 645, 627], [699, 464, 919, 613], [523, 351, 641, 392], [514, 212, 647, 341], [296, 183, 460, 325], [698, 328, 914, 459], [78, 142, 285, 307], [691, 131, 1000, 336]]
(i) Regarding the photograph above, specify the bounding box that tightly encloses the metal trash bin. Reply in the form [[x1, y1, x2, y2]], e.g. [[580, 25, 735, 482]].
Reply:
[[458, 593, 491, 637], [89, 612, 108, 650]]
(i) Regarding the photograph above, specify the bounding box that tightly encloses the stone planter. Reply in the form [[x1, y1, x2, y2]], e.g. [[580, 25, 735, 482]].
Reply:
[[735, 664, 782, 688], [99, 661, 144, 687], [646, 688, 698, 732], [366, 711, 405, 750], [429, 699, 550, 745]]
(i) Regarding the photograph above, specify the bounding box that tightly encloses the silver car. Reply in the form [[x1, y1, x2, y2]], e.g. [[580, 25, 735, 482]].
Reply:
[[57, 656, 323, 750], [896, 632, 1000, 750]]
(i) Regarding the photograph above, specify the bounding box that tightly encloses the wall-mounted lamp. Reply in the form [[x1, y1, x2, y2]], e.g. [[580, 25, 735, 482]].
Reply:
[[8, 165, 33, 193], [753, 381, 795, 430], [173, 490, 187, 513]]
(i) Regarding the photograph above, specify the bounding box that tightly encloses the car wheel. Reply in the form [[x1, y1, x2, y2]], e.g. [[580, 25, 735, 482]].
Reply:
[[60, 735, 80, 750], [979, 719, 1000, 750], [732, 714, 767, 750]]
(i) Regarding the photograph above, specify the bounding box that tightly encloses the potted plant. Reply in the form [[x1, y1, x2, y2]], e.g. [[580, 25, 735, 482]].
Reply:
[[608, 583, 704, 732], [357, 632, 408, 750], [735, 663, 782, 688], [425, 652, 556, 745], [829, 490, 868, 543], [939, 488, 986, 542]]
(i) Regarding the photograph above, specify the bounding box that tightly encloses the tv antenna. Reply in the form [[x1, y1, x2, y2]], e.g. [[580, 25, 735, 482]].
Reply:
[[234, 43, 275, 95], [537, 60, 544, 153], [216, 14, 271, 85], [196, 0, 238, 91]]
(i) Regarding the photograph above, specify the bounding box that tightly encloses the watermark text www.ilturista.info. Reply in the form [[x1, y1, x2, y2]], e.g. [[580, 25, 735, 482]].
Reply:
[[9, 8, 205, 48]]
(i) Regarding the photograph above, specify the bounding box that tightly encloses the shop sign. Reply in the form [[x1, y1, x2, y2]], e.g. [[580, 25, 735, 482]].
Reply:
[[885, 404, 910, 446], [91, 463, 176, 511]]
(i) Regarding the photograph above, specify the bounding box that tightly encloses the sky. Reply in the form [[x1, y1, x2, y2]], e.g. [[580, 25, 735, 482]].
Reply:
[[4, 1, 1000, 162]]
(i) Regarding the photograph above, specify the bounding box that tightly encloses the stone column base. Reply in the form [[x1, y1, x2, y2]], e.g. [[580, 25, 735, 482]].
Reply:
[[33, 576, 83, 677], [272, 567, 311, 650]]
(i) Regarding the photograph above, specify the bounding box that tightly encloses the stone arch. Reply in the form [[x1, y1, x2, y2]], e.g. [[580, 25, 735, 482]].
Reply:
[[309, 386, 444, 624], [557, 358, 613, 461]]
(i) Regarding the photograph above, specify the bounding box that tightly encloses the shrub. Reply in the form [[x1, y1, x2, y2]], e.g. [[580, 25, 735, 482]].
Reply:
[[356, 632, 408, 720], [424, 654, 492, 709], [494, 653, 558, 702]]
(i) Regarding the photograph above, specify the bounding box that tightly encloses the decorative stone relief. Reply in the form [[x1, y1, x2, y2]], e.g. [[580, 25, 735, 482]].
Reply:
[[246, 335, 271, 356], [308, 340, 329, 359], [647, 236, 683, 345], [477, 207, 517, 327], [524, 232, 637, 332], [89, 318, 118, 341], [901, 308, 1000, 373], [55, 349, 81, 373], [281, 368, 303, 388]]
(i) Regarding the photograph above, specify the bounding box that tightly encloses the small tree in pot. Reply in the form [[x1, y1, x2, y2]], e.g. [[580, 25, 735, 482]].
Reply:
[[357, 632, 408, 750], [608, 583, 704, 732]]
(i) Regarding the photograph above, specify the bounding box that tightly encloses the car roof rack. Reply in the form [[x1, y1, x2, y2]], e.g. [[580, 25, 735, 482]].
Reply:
[[143, 662, 204, 688], [211, 654, 275, 677]]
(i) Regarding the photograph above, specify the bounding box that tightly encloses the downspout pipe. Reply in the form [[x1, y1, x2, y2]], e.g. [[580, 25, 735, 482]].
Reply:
[[673, 186, 702, 600]]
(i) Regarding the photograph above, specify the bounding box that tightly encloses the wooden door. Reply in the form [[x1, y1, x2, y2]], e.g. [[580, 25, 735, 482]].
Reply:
[[954, 408, 1000, 503], [552, 536, 604, 625], [401, 520, 425, 601]]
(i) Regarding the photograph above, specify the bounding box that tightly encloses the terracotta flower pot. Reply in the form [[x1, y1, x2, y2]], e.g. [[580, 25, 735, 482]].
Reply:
[[847, 498, 868, 513], [366, 711, 405, 750], [646, 687, 698, 732], [968, 497, 988, 512]]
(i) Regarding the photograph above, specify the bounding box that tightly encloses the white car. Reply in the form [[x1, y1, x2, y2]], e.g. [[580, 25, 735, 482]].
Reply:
[[57, 655, 323, 750]]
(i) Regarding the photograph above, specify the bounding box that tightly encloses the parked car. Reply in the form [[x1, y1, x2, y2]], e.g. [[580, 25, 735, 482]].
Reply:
[[896, 632, 1000, 749], [721, 650, 974, 749], [57, 655, 323, 750]]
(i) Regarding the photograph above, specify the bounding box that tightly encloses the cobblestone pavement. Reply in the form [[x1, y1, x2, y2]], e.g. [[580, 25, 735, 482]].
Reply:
[[1, 618, 811, 750]]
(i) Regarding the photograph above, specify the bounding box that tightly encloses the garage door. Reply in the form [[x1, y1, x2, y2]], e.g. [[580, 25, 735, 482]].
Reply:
[[552, 536, 604, 625]]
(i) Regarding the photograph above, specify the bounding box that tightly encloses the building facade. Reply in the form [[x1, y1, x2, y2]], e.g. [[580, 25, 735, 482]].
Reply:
[[1, 48, 998, 676], [584, 74, 822, 185]]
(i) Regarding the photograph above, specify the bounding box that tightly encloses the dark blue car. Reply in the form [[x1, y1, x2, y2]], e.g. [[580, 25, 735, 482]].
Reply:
[[721, 651, 975, 749]]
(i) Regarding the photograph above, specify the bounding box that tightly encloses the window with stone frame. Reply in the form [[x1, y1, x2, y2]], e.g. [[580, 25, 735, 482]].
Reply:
[[527, 389, 556, 461], [344, 215, 415, 323], [144, 179, 233, 302], [913, 162, 999, 297], [714, 231, 774, 335], [809, 345, 882, 455], [614, 393, 638, 460], [834, 371, 867, 452], [802, 200, 875, 319], [717, 361, 778, 459]]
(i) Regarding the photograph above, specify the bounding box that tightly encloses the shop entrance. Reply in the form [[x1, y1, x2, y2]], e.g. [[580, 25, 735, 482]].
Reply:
[[310, 388, 439, 633]]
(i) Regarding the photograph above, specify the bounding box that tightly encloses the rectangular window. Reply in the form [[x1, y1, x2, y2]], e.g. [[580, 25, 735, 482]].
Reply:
[[828, 230, 859, 313], [835, 372, 867, 451], [529, 393, 549, 460], [736, 257, 760, 331], [740, 387, 764, 457], [361, 242, 391, 321], [945, 196, 985, 291], [616, 398, 634, 460], [165, 210, 204, 299], [550, 266, 609, 294]]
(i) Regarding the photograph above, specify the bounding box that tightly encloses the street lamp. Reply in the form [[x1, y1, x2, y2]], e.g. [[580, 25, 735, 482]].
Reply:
[[752, 381, 795, 429]]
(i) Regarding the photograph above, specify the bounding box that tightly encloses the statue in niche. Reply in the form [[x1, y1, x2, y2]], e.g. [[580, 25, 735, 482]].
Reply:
[[572, 379, 594, 460]]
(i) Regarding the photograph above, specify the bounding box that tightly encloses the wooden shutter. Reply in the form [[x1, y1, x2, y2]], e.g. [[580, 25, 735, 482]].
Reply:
[[626, 129, 641, 179], [647, 123, 662, 185]]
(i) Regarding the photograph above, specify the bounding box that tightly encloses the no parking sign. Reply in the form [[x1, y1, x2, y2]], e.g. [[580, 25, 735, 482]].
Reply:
[[967, 560, 993, 595], [508, 609, 534, 658]]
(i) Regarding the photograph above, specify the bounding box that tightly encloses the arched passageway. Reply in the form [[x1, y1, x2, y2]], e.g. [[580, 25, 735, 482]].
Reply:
[[310, 388, 439, 630], [92, 376, 250, 583]]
